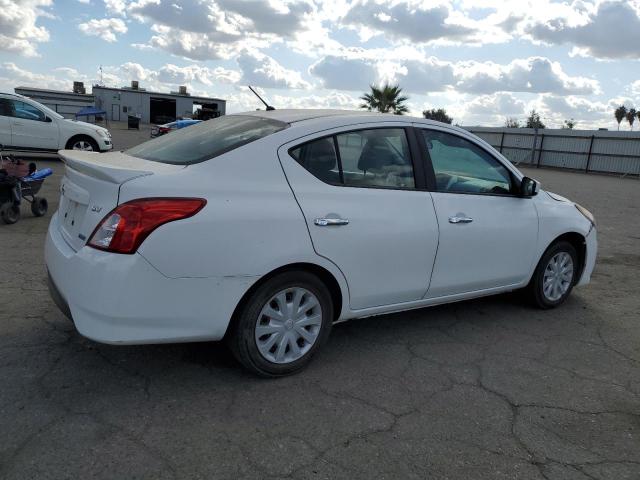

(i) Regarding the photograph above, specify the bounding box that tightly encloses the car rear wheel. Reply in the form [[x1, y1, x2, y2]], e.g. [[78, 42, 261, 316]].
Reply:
[[527, 241, 578, 309], [67, 136, 99, 152], [228, 271, 333, 377]]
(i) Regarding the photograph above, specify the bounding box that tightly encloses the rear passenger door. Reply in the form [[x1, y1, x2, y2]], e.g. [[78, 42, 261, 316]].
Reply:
[[278, 124, 439, 311]]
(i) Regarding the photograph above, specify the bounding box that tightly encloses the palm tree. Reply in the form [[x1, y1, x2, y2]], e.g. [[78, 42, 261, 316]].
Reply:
[[614, 105, 627, 130], [626, 108, 637, 130], [360, 83, 409, 115]]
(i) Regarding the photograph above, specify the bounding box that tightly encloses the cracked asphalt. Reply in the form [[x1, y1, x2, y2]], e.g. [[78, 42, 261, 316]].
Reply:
[[1, 159, 639, 479]]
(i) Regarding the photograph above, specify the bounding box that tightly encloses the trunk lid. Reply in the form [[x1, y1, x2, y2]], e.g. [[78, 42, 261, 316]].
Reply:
[[57, 150, 184, 251]]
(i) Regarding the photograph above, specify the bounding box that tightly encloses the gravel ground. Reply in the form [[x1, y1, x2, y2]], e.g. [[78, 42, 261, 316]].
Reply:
[[0, 154, 638, 479]]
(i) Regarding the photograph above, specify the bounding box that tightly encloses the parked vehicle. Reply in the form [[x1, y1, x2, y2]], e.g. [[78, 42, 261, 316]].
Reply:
[[0, 93, 112, 153], [45, 110, 597, 376], [150, 119, 202, 137]]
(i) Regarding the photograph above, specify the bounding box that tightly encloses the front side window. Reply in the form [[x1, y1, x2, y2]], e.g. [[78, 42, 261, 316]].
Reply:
[[290, 128, 415, 190], [11, 100, 46, 122], [421, 130, 513, 195], [127, 115, 287, 165]]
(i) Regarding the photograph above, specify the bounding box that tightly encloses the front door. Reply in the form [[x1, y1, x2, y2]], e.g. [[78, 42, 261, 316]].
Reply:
[[112, 104, 120, 121], [279, 125, 439, 310], [417, 127, 538, 297], [9, 99, 59, 150]]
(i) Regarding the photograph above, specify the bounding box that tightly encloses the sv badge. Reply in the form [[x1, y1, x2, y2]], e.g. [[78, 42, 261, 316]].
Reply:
[[91, 205, 103, 213]]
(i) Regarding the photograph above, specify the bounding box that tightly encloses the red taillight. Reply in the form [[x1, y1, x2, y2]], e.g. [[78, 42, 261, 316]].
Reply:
[[159, 127, 171, 134], [88, 198, 206, 254]]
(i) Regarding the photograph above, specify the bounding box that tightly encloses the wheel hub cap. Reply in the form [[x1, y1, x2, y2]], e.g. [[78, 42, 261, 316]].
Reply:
[[255, 287, 322, 364], [543, 252, 574, 302]]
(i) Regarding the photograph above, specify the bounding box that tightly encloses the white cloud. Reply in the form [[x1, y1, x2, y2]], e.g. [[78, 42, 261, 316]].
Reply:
[[341, 1, 476, 44], [0, 62, 82, 91], [237, 50, 311, 89], [0, 0, 52, 57], [524, 1, 640, 59], [533, 94, 612, 129], [128, 0, 315, 60], [466, 92, 526, 116], [310, 56, 378, 91], [225, 87, 359, 113], [104, 0, 127, 15], [310, 54, 598, 96], [78, 18, 127, 42], [456, 57, 599, 95]]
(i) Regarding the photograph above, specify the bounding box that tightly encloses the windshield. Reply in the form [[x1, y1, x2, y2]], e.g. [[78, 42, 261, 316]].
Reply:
[[126, 115, 287, 165]]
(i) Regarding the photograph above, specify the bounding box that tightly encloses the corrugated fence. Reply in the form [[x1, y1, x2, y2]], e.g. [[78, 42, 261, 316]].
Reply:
[[465, 127, 640, 176]]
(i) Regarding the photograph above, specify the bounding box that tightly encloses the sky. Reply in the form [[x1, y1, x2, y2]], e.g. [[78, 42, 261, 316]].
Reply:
[[1, 0, 640, 129]]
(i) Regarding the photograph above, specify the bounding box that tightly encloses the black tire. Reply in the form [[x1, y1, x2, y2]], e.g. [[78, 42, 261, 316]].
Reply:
[[526, 241, 578, 309], [0, 202, 20, 224], [227, 271, 334, 377], [31, 197, 48, 217], [66, 135, 99, 152]]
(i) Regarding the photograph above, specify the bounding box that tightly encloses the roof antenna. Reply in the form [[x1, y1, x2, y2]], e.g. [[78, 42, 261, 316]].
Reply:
[[248, 85, 275, 111]]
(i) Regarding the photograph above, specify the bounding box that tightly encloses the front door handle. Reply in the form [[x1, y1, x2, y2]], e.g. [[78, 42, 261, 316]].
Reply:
[[449, 214, 473, 224], [314, 217, 349, 226]]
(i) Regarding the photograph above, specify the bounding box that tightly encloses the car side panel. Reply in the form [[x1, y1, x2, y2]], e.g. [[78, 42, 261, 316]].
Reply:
[[126, 140, 350, 318]]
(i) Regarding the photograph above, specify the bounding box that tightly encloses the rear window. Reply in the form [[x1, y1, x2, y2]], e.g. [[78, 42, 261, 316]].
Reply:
[[126, 115, 287, 165]]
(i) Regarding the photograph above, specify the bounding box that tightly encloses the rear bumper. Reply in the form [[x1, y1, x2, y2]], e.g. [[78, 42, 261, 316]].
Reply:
[[45, 212, 257, 344], [577, 226, 597, 286]]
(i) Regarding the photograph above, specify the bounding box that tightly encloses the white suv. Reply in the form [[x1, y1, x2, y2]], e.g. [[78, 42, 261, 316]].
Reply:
[[0, 93, 112, 153]]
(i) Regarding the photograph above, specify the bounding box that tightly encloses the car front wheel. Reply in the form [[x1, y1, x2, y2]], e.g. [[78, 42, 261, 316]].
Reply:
[[67, 136, 99, 152], [527, 240, 578, 309], [228, 271, 333, 377]]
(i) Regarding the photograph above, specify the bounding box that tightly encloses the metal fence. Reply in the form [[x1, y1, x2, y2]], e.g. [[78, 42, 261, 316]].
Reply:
[[465, 127, 640, 176]]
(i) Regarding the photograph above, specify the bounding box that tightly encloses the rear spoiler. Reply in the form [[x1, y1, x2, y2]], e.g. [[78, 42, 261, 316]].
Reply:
[[58, 150, 180, 184]]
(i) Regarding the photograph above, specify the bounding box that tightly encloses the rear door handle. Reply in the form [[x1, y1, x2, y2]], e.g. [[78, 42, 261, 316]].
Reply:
[[449, 214, 473, 224], [314, 217, 349, 226]]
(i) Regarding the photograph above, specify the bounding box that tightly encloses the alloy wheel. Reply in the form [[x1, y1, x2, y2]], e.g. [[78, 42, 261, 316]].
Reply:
[[72, 140, 94, 151]]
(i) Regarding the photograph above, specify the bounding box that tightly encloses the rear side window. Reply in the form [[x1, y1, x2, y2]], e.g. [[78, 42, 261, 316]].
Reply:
[[127, 115, 287, 165], [290, 128, 415, 190]]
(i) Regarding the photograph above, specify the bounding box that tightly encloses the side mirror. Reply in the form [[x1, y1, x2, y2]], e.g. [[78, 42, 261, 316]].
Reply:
[[45, 116, 53, 123], [520, 177, 540, 197]]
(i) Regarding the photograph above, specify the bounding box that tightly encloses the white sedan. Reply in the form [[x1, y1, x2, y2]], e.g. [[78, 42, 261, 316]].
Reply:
[[45, 110, 597, 376]]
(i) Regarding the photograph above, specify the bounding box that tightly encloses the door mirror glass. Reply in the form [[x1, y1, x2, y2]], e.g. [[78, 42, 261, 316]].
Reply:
[[520, 177, 540, 197]]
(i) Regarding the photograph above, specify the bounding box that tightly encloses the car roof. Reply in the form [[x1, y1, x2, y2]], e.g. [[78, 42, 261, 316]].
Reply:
[[235, 109, 392, 124], [233, 108, 472, 137]]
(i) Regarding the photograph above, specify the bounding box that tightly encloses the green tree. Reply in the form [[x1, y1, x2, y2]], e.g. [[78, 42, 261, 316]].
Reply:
[[614, 105, 627, 130], [626, 108, 636, 130], [525, 110, 545, 129], [504, 117, 520, 128], [360, 83, 409, 115], [422, 108, 453, 124], [563, 118, 576, 129]]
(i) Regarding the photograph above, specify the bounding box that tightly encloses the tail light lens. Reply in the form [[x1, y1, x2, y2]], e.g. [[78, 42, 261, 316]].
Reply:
[[88, 198, 206, 254]]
